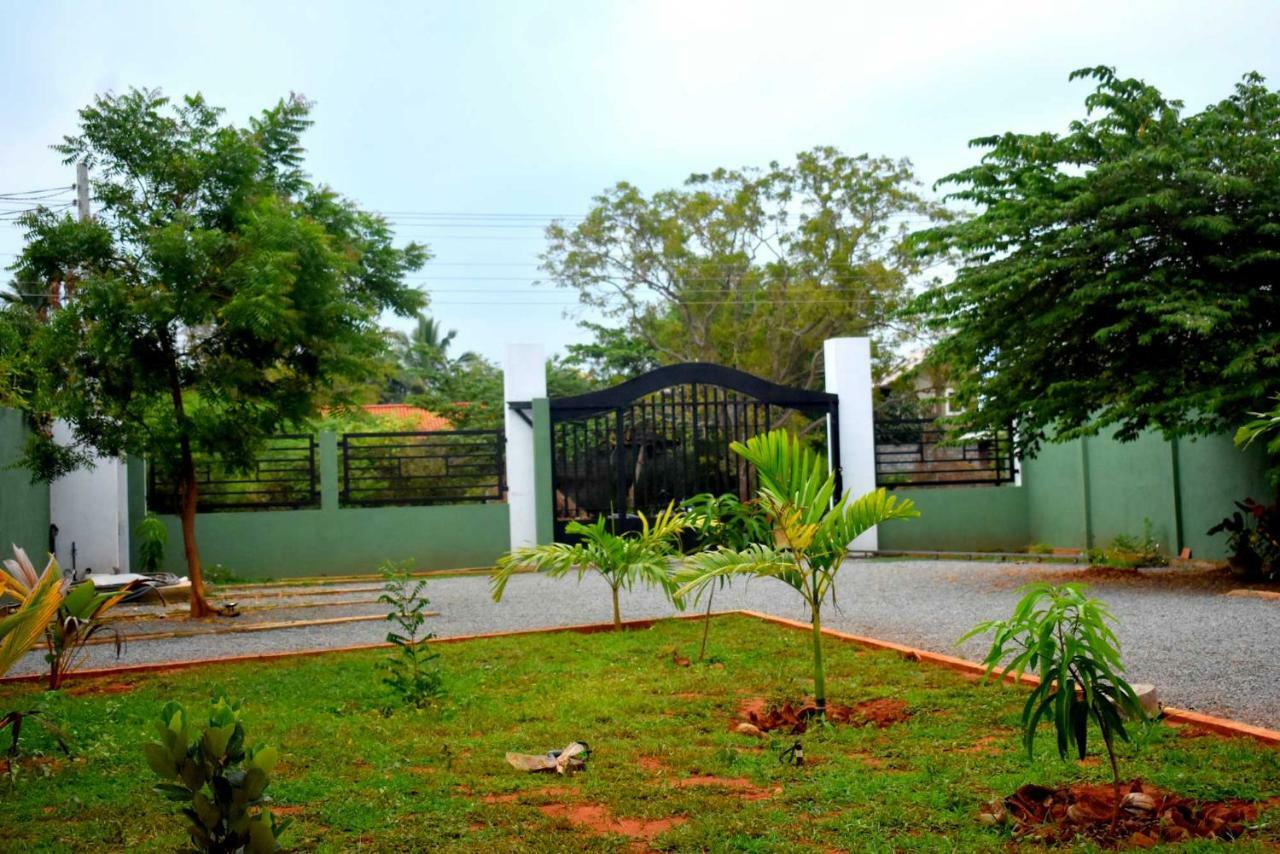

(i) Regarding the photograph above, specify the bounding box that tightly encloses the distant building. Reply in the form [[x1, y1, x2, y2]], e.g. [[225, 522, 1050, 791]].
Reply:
[[361, 404, 452, 431]]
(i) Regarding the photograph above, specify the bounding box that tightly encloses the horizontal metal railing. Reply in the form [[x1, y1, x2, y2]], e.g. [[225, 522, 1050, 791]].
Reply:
[[873, 418, 1016, 487], [340, 429, 505, 508], [147, 435, 319, 513]]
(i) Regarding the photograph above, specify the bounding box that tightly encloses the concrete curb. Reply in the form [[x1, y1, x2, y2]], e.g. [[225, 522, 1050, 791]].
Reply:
[[3, 609, 1277, 746]]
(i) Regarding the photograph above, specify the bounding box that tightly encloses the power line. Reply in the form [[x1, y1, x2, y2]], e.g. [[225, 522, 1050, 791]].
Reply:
[[0, 186, 74, 200]]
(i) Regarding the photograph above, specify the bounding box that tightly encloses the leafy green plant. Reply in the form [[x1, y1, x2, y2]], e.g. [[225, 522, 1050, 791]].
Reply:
[[961, 583, 1147, 824], [677, 430, 918, 714], [144, 692, 289, 853], [1, 547, 69, 758], [1087, 520, 1167, 569], [45, 577, 140, 690], [379, 562, 444, 708], [492, 505, 687, 630], [136, 514, 168, 575], [1208, 498, 1280, 582], [1236, 395, 1280, 483], [681, 493, 772, 660]]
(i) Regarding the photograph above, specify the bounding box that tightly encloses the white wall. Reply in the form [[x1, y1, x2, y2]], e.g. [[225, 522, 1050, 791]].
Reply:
[[503, 343, 546, 550], [49, 421, 129, 577]]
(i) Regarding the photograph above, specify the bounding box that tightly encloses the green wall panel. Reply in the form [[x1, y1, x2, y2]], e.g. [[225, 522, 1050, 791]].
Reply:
[[153, 502, 510, 578], [1176, 433, 1272, 560], [1081, 431, 1179, 554], [878, 484, 1029, 552], [884, 429, 1267, 560], [0, 408, 50, 560], [1023, 440, 1088, 549]]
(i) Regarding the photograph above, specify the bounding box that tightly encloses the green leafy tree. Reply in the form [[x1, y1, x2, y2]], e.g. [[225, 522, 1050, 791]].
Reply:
[[8, 89, 426, 615], [409, 351, 505, 429], [677, 430, 918, 713], [491, 505, 687, 630], [563, 321, 659, 384], [961, 584, 1148, 823], [543, 146, 948, 388], [909, 67, 1280, 472]]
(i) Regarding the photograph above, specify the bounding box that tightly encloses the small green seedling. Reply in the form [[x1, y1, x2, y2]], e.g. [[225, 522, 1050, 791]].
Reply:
[[379, 561, 445, 708], [961, 583, 1148, 824]]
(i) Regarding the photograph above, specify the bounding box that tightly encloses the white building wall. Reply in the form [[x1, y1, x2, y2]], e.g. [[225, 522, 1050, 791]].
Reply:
[[49, 421, 129, 577]]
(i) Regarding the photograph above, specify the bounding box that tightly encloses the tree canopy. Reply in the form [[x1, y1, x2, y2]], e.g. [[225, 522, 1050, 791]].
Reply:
[[542, 147, 948, 388], [909, 67, 1280, 459], [8, 89, 426, 613]]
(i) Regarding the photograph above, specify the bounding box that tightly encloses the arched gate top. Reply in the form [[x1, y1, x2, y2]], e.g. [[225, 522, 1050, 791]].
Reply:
[[549, 362, 837, 412]]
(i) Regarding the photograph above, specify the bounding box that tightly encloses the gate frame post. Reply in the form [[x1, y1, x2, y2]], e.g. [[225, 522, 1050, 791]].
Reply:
[[504, 343, 546, 550], [824, 337, 878, 551]]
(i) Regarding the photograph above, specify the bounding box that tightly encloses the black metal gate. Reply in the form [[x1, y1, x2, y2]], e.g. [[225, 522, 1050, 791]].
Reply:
[[548, 363, 839, 542]]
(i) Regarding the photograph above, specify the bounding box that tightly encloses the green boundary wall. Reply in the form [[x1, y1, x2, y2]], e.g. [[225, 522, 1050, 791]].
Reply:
[[879, 429, 1271, 559], [130, 431, 510, 579], [0, 408, 49, 559]]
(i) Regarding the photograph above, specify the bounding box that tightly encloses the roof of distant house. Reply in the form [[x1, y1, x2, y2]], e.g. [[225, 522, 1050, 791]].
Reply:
[[363, 403, 452, 431]]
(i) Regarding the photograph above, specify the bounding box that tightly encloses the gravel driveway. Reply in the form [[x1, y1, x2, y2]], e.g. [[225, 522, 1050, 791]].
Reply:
[[8, 560, 1279, 728]]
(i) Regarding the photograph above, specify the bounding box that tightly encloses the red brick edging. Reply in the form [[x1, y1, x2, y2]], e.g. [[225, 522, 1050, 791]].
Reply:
[[2, 608, 1276, 746], [740, 610, 1280, 746]]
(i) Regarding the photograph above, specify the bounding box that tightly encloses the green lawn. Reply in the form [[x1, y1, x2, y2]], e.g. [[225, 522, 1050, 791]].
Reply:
[[1, 615, 1277, 852]]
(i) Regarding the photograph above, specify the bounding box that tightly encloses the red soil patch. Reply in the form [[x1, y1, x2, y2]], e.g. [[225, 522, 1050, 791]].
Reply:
[[270, 805, 306, 816], [991, 563, 1278, 594], [637, 756, 666, 772], [735, 697, 910, 734], [992, 779, 1259, 847], [672, 775, 779, 801], [538, 803, 684, 843]]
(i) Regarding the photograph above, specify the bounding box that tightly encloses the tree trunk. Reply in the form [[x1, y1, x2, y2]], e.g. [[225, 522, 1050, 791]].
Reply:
[[610, 583, 621, 631], [162, 336, 213, 619], [179, 442, 213, 618], [810, 602, 826, 714]]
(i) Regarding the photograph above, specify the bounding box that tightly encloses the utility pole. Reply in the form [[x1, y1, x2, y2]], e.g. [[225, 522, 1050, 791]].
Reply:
[[75, 161, 90, 222]]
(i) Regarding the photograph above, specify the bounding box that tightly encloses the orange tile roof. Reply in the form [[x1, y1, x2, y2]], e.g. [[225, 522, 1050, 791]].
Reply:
[[362, 404, 452, 431]]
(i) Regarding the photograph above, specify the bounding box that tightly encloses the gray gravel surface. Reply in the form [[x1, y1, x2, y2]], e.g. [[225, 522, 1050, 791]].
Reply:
[[8, 560, 1278, 728]]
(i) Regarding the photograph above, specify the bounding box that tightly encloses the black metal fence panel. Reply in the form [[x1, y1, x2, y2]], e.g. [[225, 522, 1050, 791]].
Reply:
[[873, 418, 1016, 487], [340, 429, 505, 508], [147, 435, 319, 513]]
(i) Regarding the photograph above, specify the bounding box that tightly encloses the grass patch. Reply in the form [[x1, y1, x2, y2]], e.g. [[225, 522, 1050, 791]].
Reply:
[[0, 615, 1277, 851]]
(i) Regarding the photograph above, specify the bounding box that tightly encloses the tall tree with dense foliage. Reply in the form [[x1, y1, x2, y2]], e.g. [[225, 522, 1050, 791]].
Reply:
[[8, 90, 426, 615], [542, 147, 948, 387], [909, 67, 1280, 467]]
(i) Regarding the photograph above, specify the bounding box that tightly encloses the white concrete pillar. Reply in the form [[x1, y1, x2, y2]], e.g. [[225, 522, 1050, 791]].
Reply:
[[503, 343, 546, 550], [824, 337, 878, 551], [49, 421, 130, 577]]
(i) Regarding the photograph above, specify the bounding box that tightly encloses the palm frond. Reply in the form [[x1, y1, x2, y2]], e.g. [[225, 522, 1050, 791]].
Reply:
[[0, 555, 64, 678], [674, 545, 799, 602]]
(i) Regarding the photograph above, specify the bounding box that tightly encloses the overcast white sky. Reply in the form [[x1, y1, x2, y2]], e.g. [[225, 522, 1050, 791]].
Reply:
[[3, 1, 1278, 363]]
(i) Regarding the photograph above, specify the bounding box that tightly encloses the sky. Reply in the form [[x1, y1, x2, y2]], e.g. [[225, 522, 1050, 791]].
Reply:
[[2, 0, 1278, 365]]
